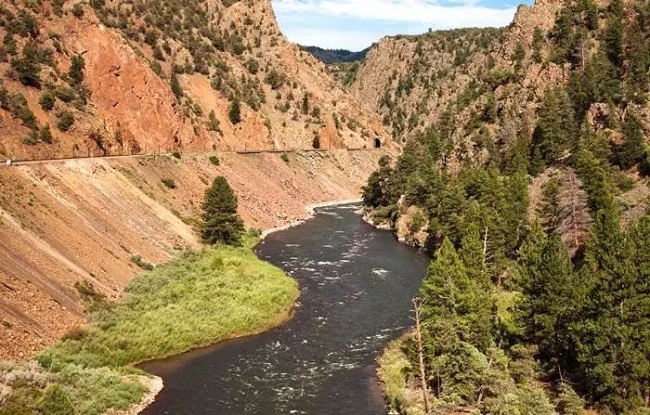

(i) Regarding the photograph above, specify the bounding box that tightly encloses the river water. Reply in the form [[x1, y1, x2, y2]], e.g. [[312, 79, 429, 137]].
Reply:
[[140, 204, 429, 415]]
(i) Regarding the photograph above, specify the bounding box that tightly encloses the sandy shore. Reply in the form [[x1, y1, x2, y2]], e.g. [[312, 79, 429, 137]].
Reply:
[[261, 198, 362, 238]]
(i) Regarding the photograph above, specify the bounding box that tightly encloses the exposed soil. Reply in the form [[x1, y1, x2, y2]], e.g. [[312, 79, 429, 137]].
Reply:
[[0, 149, 391, 360]]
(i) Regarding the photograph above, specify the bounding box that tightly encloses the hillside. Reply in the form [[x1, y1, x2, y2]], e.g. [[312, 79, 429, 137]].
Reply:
[[0, 0, 388, 162], [300, 45, 370, 64], [0, 0, 393, 360], [359, 0, 650, 413]]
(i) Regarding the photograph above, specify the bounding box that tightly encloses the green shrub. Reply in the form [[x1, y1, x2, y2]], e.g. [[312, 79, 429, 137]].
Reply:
[[71, 4, 84, 18], [39, 124, 53, 144], [130, 255, 154, 271], [37, 384, 74, 415], [280, 152, 289, 163], [209, 155, 220, 166], [57, 111, 74, 132], [54, 87, 76, 103], [39, 91, 55, 111], [69, 54, 85, 86], [171, 151, 181, 159], [22, 130, 39, 145], [161, 178, 176, 189]]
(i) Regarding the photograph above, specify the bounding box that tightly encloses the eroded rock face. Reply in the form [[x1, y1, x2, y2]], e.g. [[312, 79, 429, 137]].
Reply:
[[346, 0, 564, 151], [0, 0, 389, 162]]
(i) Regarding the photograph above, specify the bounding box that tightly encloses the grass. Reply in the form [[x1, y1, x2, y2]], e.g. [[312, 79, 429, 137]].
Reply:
[[1, 236, 298, 414], [377, 335, 427, 415], [377, 337, 412, 408]]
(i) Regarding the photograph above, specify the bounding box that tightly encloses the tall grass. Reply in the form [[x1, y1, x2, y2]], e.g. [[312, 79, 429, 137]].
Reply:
[[2, 238, 298, 414]]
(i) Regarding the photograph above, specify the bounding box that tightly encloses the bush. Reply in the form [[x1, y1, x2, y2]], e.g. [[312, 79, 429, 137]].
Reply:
[[161, 178, 176, 189], [39, 124, 53, 144], [171, 151, 181, 159], [22, 131, 39, 145], [10, 44, 41, 88], [39, 91, 55, 111], [209, 155, 220, 166], [56, 111, 74, 132], [54, 87, 76, 103], [71, 3, 84, 18], [37, 384, 74, 415], [264, 69, 285, 90], [280, 152, 289, 163], [130, 255, 154, 271]]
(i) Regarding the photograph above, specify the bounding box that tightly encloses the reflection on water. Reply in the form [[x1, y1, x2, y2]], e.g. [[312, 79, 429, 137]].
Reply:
[[141, 204, 428, 415]]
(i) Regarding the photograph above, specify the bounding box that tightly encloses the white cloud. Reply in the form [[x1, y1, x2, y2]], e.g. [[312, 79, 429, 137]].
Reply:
[[271, 0, 521, 49], [273, 0, 518, 29]]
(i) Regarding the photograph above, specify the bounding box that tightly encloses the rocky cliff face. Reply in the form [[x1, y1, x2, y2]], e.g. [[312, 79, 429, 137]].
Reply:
[[0, 0, 388, 162], [346, 0, 565, 147]]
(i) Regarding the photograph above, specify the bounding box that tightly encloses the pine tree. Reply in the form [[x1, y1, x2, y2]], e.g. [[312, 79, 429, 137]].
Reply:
[[617, 112, 646, 169], [532, 27, 544, 63], [604, 0, 624, 72], [228, 99, 242, 125], [201, 176, 244, 246], [362, 155, 396, 208], [459, 221, 488, 286], [69, 54, 85, 86], [531, 88, 576, 168], [574, 206, 641, 412], [420, 238, 492, 352], [538, 177, 562, 233], [170, 73, 183, 98], [519, 233, 581, 372]]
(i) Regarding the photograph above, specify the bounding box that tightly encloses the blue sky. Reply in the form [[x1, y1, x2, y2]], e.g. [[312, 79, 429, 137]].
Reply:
[[272, 0, 534, 51]]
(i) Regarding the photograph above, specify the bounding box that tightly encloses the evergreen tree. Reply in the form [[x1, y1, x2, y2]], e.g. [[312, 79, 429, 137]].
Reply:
[[531, 88, 576, 170], [420, 238, 493, 352], [518, 233, 582, 372], [228, 99, 242, 124], [459, 221, 488, 286], [170, 73, 183, 98], [201, 176, 244, 246], [604, 0, 624, 71], [538, 177, 562, 233], [362, 155, 396, 208], [69, 54, 85, 86], [617, 112, 646, 169], [574, 206, 642, 412], [571, 149, 616, 213], [11, 42, 41, 87], [625, 16, 650, 104], [532, 27, 544, 63]]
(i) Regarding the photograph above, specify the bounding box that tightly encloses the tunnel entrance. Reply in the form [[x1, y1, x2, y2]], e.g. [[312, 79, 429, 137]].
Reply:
[[374, 138, 382, 149]]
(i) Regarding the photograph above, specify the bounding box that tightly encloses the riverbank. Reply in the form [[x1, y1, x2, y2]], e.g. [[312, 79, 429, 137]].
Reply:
[[261, 198, 362, 238], [0, 235, 298, 415], [377, 335, 428, 415]]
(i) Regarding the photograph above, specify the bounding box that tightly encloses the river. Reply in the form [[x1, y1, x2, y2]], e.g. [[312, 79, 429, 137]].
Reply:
[[140, 204, 429, 415]]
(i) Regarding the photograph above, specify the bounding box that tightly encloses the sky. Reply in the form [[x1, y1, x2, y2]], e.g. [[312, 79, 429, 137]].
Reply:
[[272, 0, 534, 51]]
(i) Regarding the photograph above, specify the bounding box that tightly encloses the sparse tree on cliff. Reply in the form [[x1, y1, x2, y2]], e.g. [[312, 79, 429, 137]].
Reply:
[[201, 176, 244, 246], [229, 99, 242, 125]]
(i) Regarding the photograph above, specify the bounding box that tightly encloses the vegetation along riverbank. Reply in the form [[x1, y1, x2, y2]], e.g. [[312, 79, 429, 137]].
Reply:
[[0, 177, 299, 414]]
